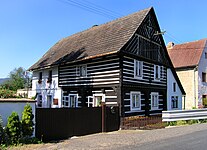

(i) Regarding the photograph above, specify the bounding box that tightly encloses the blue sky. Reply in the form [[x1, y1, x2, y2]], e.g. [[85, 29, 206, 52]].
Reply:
[[0, 0, 207, 78]]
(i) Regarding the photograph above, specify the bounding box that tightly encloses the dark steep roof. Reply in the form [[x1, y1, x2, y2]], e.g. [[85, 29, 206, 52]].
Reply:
[[29, 7, 152, 70], [167, 39, 207, 69]]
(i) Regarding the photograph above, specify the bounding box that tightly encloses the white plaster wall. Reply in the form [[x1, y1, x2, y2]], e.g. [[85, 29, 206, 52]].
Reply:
[[167, 69, 183, 110], [0, 101, 35, 127], [198, 45, 207, 107], [32, 66, 62, 108]]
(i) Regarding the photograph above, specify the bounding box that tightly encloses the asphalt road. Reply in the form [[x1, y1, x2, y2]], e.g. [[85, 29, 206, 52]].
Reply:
[[10, 123, 207, 150]]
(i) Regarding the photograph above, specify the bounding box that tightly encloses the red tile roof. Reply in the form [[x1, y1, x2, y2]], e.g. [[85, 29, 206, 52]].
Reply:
[[167, 39, 207, 68]]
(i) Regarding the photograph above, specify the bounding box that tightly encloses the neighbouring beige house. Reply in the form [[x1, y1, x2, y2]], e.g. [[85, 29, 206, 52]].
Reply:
[[167, 38, 207, 109]]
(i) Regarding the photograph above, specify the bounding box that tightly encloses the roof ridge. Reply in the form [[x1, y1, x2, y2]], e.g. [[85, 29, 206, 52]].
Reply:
[[59, 7, 152, 42]]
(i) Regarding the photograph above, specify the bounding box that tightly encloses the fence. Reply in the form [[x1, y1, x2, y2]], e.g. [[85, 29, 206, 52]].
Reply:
[[36, 106, 119, 141], [120, 115, 164, 130], [162, 109, 207, 122]]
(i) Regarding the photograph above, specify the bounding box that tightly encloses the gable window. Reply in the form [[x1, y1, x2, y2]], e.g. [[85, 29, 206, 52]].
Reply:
[[151, 92, 159, 110], [154, 65, 161, 80], [130, 91, 141, 111], [202, 72, 206, 82], [62, 94, 78, 108], [171, 96, 178, 109], [134, 60, 143, 78], [173, 82, 176, 92], [76, 65, 87, 77]]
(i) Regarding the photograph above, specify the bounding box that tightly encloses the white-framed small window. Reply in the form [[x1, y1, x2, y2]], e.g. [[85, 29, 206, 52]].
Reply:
[[37, 94, 42, 107], [171, 96, 178, 109], [92, 94, 105, 107], [76, 65, 87, 77], [130, 91, 141, 111], [47, 95, 53, 108], [154, 65, 161, 80], [134, 60, 143, 78], [151, 92, 159, 110], [62, 94, 78, 108]]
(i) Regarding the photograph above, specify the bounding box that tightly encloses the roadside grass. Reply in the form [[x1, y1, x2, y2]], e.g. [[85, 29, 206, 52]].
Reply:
[[165, 118, 207, 127]]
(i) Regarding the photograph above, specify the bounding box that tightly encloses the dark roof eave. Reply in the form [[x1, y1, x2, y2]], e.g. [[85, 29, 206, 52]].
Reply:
[[29, 50, 119, 71]]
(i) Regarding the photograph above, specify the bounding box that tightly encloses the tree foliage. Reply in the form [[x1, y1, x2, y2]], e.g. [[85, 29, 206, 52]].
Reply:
[[5, 112, 21, 144], [21, 104, 34, 137], [1, 67, 26, 91]]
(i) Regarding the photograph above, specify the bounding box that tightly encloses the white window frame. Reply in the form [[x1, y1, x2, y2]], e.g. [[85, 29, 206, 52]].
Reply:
[[69, 94, 78, 107], [37, 94, 42, 107], [154, 65, 161, 80], [134, 60, 143, 79], [47, 94, 53, 108], [62, 94, 78, 108], [92, 94, 105, 107], [171, 96, 178, 109], [76, 65, 87, 77], [151, 92, 159, 110], [130, 91, 141, 111]]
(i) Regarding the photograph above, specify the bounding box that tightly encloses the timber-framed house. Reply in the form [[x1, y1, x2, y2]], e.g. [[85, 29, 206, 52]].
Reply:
[[29, 7, 185, 117]]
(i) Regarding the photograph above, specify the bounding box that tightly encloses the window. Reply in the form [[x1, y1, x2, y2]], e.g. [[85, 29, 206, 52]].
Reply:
[[202, 72, 206, 82], [62, 94, 78, 108], [37, 94, 42, 107], [154, 65, 161, 80], [134, 60, 143, 78], [205, 52, 207, 59], [173, 82, 176, 92], [130, 91, 141, 111], [76, 65, 87, 77], [151, 92, 159, 110], [38, 72, 42, 84], [47, 70, 52, 83], [202, 95, 207, 108], [47, 95, 52, 108], [171, 96, 178, 109]]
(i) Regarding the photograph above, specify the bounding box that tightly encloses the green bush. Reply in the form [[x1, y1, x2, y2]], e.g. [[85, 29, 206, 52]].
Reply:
[[0, 115, 3, 144], [5, 112, 21, 145], [21, 104, 34, 137]]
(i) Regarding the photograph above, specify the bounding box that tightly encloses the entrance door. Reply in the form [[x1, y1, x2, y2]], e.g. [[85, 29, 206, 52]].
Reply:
[[47, 95, 52, 108]]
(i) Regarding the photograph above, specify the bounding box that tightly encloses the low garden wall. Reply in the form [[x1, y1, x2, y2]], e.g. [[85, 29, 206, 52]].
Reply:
[[0, 99, 36, 127]]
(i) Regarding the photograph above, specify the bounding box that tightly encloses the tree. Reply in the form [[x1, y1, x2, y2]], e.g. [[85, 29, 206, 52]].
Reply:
[[21, 104, 34, 137], [2, 67, 26, 91], [5, 112, 21, 144]]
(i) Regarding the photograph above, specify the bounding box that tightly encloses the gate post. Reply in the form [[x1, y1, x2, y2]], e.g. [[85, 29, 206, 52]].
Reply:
[[101, 102, 106, 132]]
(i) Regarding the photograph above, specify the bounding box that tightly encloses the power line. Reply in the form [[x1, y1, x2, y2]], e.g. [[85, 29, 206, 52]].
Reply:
[[57, 0, 121, 19], [164, 31, 183, 44]]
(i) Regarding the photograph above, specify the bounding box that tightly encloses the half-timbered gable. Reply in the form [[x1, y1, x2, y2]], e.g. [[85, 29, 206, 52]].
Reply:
[[29, 7, 185, 118]]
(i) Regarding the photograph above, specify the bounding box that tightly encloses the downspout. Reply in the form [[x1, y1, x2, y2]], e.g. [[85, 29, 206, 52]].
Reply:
[[194, 66, 198, 108]]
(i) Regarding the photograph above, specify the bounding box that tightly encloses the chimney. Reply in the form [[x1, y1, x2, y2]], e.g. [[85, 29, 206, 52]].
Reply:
[[167, 42, 174, 49]]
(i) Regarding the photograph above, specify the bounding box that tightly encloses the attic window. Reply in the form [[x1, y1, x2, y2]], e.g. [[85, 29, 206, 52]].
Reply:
[[76, 65, 87, 77]]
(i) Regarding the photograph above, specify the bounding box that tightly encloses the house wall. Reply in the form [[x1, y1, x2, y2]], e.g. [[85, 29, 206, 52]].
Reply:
[[122, 56, 167, 116], [58, 55, 120, 108], [32, 66, 62, 108], [176, 69, 198, 109], [198, 45, 207, 107], [167, 69, 183, 110], [0, 100, 35, 129]]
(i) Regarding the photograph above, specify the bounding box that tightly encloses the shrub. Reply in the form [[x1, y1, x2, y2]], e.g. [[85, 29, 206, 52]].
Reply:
[[21, 104, 34, 137], [5, 112, 21, 145], [0, 115, 3, 144]]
